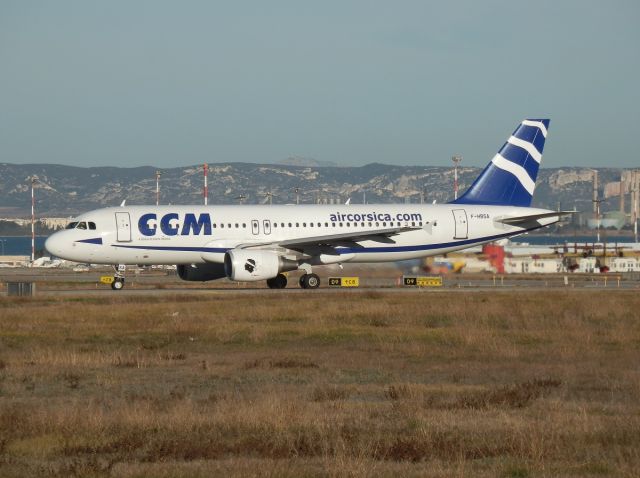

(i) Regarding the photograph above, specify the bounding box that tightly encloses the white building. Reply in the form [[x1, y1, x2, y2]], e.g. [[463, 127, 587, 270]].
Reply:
[[607, 257, 640, 273], [578, 257, 599, 273], [505, 258, 564, 274]]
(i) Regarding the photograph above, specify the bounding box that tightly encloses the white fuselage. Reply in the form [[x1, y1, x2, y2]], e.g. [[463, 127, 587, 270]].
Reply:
[[45, 203, 556, 265]]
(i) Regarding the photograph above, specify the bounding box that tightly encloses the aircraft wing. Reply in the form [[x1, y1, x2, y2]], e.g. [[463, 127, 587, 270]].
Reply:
[[237, 226, 421, 251]]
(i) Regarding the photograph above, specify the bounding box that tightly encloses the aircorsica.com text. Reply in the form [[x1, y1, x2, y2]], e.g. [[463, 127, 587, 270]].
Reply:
[[328, 212, 422, 222]]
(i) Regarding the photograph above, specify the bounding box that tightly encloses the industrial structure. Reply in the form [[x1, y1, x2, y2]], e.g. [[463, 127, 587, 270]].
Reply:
[[591, 169, 640, 237]]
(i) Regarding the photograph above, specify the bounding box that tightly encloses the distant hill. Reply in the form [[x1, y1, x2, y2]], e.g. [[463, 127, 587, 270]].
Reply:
[[277, 156, 338, 168], [0, 162, 629, 218]]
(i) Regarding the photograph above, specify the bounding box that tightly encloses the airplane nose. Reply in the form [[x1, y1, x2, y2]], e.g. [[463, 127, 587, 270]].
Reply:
[[45, 233, 63, 258]]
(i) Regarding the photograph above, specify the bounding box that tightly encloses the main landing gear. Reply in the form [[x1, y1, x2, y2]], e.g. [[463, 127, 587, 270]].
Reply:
[[266, 273, 288, 289], [111, 264, 126, 291], [299, 273, 320, 289], [266, 272, 321, 290]]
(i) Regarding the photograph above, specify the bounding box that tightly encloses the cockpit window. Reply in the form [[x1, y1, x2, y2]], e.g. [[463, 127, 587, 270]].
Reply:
[[76, 222, 87, 230], [88, 222, 96, 230], [65, 222, 78, 230]]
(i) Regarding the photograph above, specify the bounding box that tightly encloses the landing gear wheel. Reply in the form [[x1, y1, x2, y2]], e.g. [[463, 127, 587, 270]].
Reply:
[[111, 278, 125, 290], [266, 274, 288, 289], [301, 273, 320, 289], [299, 275, 306, 288]]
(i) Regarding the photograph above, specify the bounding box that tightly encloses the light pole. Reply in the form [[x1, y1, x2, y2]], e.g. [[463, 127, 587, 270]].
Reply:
[[592, 197, 602, 243], [452, 156, 462, 200], [633, 170, 639, 243], [155, 170, 162, 206], [294, 187, 300, 205], [589, 169, 601, 243], [31, 177, 38, 263], [203, 163, 208, 206]]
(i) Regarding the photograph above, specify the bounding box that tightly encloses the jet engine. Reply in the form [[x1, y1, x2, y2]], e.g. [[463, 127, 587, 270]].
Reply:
[[177, 263, 227, 282], [224, 249, 297, 281]]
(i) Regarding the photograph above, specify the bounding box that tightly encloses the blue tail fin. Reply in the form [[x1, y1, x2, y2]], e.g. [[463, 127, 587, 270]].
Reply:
[[452, 119, 549, 207]]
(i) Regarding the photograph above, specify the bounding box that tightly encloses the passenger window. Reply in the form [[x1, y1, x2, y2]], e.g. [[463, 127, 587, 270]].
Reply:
[[235, 224, 239, 228], [346, 223, 350, 227], [318, 222, 321, 227], [288, 223, 292, 227], [243, 223, 246, 228], [227, 224, 231, 228], [273, 223, 277, 228], [310, 223, 313, 227], [382, 222, 387, 227], [281, 223, 285, 227], [220, 224, 224, 228], [88, 222, 96, 230], [76, 222, 87, 230], [303, 223, 306, 227], [65, 222, 78, 230], [332, 222, 336, 227], [339, 223, 343, 227], [296, 223, 299, 227]]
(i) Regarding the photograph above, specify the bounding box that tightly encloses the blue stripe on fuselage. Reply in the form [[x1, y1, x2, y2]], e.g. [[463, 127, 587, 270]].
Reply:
[[111, 225, 543, 256], [112, 245, 228, 253], [76, 237, 103, 245]]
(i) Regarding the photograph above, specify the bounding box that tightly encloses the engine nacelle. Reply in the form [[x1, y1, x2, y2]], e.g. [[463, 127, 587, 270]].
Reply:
[[177, 263, 227, 282], [224, 249, 297, 282]]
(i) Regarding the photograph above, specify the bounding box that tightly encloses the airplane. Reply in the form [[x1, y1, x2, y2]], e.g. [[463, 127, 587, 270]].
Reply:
[[45, 119, 569, 290]]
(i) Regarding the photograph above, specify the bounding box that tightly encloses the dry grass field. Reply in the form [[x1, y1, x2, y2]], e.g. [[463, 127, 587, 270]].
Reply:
[[0, 290, 639, 477]]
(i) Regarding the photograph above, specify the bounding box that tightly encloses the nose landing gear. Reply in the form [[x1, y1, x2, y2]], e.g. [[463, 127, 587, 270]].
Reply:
[[111, 264, 126, 291]]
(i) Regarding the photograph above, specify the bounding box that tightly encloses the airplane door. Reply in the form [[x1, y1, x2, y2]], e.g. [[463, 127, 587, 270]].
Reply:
[[452, 209, 468, 239], [251, 220, 260, 235], [115, 212, 132, 242], [263, 220, 271, 235]]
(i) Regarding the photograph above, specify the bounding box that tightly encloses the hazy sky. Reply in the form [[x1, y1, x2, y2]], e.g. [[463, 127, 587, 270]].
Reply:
[[1, 1, 638, 168]]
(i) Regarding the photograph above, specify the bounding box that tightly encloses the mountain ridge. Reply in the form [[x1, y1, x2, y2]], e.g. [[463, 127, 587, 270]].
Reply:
[[0, 162, 628, 218]]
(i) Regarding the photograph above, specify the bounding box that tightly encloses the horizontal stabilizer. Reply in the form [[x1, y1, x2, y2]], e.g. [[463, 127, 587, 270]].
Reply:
[[496, 211, 575, 227]]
